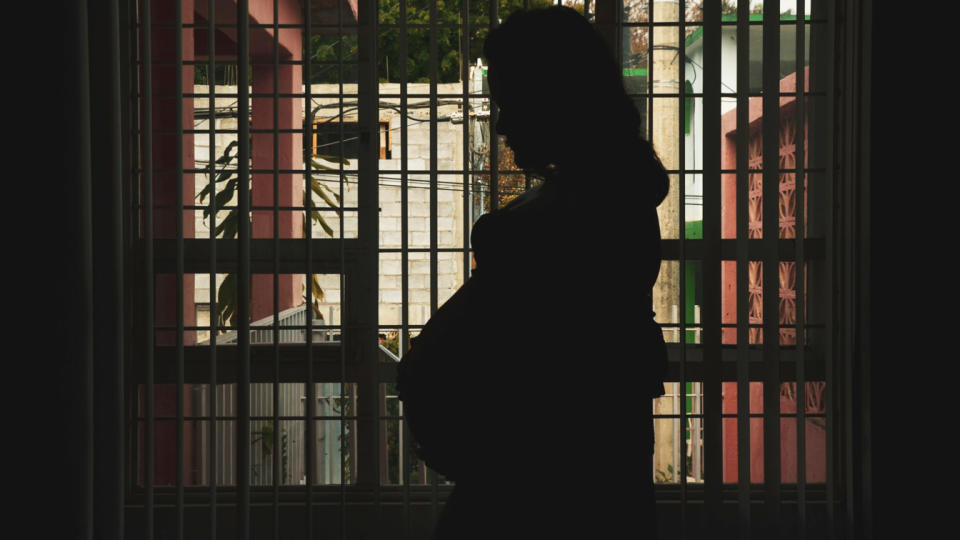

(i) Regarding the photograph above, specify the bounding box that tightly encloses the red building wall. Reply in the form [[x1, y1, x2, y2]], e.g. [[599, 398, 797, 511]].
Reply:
[[718, 67, 826, 484], [140, 0, 304, 487]]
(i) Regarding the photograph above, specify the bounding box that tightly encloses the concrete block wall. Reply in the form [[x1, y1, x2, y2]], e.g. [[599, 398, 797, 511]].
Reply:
[[191, 84, 469, 333]]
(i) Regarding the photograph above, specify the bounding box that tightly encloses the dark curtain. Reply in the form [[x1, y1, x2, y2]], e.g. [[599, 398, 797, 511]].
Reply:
[[62, 1, 125, 539]]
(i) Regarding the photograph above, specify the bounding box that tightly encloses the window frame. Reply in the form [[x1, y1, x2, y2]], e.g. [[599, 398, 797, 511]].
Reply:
[[114, 0, 873, 538]]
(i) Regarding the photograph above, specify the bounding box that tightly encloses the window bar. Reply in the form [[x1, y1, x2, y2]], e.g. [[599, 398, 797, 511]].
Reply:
[[761, 0, 782, 534], [271, 0, 281, 537], [205, 0, 218, 535], [460, 0, 471, 284], [701, 0, 723, 529], [360, 0, 383, 526], [488, 0, 499, 210], [677, 0, 689, 525], [735, 0, 751, 537], [646, 0, 653, 152], [127, 0, 137, 521], [174, 2, 186, 537], [236, 1, 252, 538], [398, 0, 412, 534], [302, 0, 316, 535], [336, 2, 350, 537], [818, 0, 837, 535], [142, 2, 155, 537], [428, 0, 441, 519], [794, 2, 808, 537], [522, 0, 530, 193]]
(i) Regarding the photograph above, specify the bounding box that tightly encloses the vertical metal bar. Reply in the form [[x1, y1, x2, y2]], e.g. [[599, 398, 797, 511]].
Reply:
[[794, 3, 808, 538], [428, 1, 439, 340], [174, 1, 186, 536], [488, 0, 499, 210], [523, 0, 531, 189], [206, 0, 218, 536], [121, 0, 140, 528], [677, 1, 689, 529], [701, 0, 723, 531], [360, 0, 383, 530], [428, 0, 440, 519], [399, 1, 411, 534], [461, 0, 471, 279], [761, 1, 781, 535], [735, 1, 751, 537], [236, 1, 252, 538], [142, 2, 156, 537], [303, 0, 316, 534], [336, 1, 348, 538], [646, 0, 654, 148], [272, 0, 281, 536]]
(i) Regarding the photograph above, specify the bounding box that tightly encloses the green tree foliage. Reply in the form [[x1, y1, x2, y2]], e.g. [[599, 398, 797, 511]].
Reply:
[[376, 0, 570, 84]]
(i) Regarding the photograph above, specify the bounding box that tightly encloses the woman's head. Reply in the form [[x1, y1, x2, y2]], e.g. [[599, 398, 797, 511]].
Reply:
[[484, 6, 667, 204]]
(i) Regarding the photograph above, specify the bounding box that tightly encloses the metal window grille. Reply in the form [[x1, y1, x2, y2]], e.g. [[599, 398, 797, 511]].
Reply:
[[110, 0, 869, 538]]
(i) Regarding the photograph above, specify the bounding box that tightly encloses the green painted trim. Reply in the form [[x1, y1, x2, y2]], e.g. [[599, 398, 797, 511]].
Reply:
[[685, 260, 698, 344], [684, 220, 703, 345], [685, 26, 704, 48], [684, 13, 812, 49], [684, 80, 693, 135], [622, 68, 648, 77]]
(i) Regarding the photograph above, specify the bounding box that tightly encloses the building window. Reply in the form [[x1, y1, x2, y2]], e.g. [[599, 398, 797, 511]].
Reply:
[[311, 119, 393, 160]]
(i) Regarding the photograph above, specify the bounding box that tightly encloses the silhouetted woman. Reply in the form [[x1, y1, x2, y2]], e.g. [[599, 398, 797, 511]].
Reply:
[[396, 6, 669, 539]]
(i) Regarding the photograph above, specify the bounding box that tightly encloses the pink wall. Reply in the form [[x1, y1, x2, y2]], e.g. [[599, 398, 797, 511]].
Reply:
[[717, 68, 825, 484], [141, 0, 305, 487], [140, 0, 198, 487], [722, 382, 827, 484]]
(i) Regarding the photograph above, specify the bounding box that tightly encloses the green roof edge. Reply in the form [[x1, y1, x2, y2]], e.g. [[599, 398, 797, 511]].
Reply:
[[684, 13, 812, 49]]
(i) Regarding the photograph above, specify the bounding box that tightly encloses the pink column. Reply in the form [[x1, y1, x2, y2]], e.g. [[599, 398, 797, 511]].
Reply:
[[250, 37, 304, 322], [721, 126, 739, 346], [721, 382, 738, 482], [142, 0, 197, 487]]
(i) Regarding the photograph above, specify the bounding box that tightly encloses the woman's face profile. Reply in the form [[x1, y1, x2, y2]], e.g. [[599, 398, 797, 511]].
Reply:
[[487, 64, 561, 172]]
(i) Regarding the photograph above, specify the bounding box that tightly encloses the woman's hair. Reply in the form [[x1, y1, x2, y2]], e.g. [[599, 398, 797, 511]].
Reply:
[[483, 6, 668, 205]]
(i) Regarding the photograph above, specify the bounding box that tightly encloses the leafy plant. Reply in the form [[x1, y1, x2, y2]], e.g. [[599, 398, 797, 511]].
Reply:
[[197, 129, 349, 327], [655, 463, 676, 484], [251, 421, 288, 457]]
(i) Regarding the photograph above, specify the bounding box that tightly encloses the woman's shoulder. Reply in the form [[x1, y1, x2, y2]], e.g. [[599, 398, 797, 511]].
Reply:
[[501, 182, 547, 212], [472, 183, 548, 232]]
